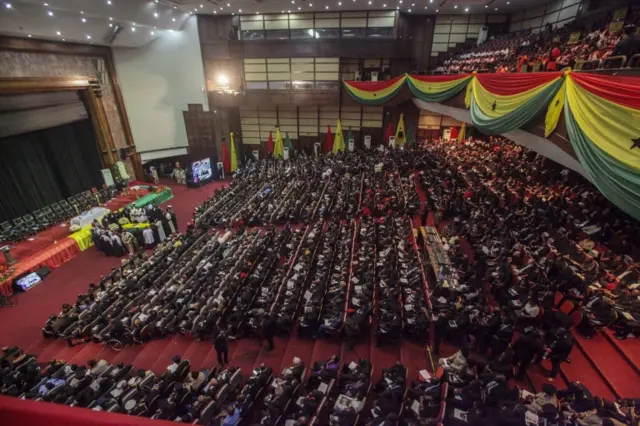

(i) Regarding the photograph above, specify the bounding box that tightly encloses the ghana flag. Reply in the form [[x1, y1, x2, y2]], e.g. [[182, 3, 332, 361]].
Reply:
[[343, 75, 406, 105], [564, 72, 640, 220], [469, 72, 565, 135], [406, 74, 472, 103]]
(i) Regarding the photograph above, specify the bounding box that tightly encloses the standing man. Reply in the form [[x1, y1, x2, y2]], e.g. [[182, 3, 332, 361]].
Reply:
[[165, 206, 178, 233], [262, 314, 276, 351], [214, 331, 229, 366], [546, 328, 574, 382], [512, 329, 543, 380]]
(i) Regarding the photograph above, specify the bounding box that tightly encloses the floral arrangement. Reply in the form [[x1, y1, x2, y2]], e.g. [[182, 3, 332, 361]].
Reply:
[[0, 264, 14, 282]]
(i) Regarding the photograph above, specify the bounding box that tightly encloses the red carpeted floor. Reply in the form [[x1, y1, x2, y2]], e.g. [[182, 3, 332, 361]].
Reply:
[[0, 178, 637, 402]]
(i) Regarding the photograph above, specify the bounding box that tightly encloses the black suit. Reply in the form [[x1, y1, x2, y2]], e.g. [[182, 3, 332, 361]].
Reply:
[[214, 334, 229, 364]]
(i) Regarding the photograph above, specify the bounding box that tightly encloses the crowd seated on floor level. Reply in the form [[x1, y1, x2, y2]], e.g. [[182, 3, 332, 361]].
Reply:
[[433, 7, 640, 74]]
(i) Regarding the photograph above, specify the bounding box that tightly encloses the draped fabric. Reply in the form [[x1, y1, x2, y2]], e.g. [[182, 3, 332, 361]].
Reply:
[[343, 75, 407, 105], [563, 73, 640, 219], [0, 119, 103, 223], [469, 73, 565, 134], [406, 74, 471, 102]]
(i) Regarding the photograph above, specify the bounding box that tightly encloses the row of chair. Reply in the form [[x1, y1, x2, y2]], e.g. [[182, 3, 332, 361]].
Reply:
[[0, 186, 120, 244]]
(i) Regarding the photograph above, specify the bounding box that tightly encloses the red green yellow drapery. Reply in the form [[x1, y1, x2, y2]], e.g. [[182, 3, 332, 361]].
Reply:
[[406, 74, 472, 102], [343, 75, 407, 105]]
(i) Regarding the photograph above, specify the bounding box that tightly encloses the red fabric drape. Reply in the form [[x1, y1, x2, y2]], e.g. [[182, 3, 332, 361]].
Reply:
[[570, 73, 640, 110], [476, 72, 563, 96], [324, 126, 334, 153], [222, 143, 230, 174], [409, 74, 472, 82], [450, 126, 459, 139], [345, 75, 404, 91], [384, 122, 393, 144], [266, 131, 274, 156]]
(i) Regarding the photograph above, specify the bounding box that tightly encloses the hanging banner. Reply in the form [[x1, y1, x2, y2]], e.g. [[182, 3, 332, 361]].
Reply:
[[364, 135, 372, 149]]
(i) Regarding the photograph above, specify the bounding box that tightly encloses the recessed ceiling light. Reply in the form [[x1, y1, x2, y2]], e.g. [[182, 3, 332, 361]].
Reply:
[[80, 11, 84, 14], [109, 17, 113, 20], [399, 0, 402, 3], [151, 31, 155, 35], [495, 7, 498, 10], [309, 3, 312, 5], [214, 10, 216, 13], [155, 0, 158, 3], [173, 5, 176, 8], [338, 1, 341, 5], [172, 17, 175, 21], [231, 12, 234, 15], [369, 1, 372, 4], [81, 18, 86, 22], [62, 38, 65, 41], [298, 6, 301, 9], [107, 0, 111, 5], [465, 7, 468, 11], [4, 2, 11, 8], [238, 9, 242, 12], [131, 27, 135, 31], [220, 6, 223, 9], [86, 35, 91, 39], [454, 5, 457, 9], [408, 8, 411, 12], [200, 4, 203, 7], [411, 3, 414, 5], [48, 10, 53, 16], [227, 3, 230, 6], [256, 11, 259, 14], [435, 9, 438, 12], [507, 1, 510, 3], [109, 23, 112, 27], [154, 12, 158, 17], [287, 9, 291, 12], [28, 34, 32, 37], [43, 2, 48, 5], [325, 5, 329, 8]]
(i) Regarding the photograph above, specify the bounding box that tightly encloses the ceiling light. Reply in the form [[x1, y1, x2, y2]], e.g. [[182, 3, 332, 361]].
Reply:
[[287, 9, 291, 12], [200, 4, 203, 7], [465, 7, 468, 11], [309, 2, 312, 5], [495, 7, 498, 10], [408, 8, 411, 12], [109, 17, 113, 20], [80, 11, 84, 14], [325, 5, 329, 8], [48, 10, 53, 16], [369, 1, 372, 4], [220, 7, 223, 9], [173, 5, 176, 8], [383, 3, 386, 6], [172, 17, 175, 21], [238, 9, 242, 12], [62, 38, 65, 41], [107, 0, 111, 4], [86, 35, 91, 39], [435, 9, 438, 12], [43, 2, 48, 5], [154, 12, 158, 17], [155, 0, 158, 2], [4, 2, 11, 8], [298, 6, 300, 9], [399, 1, 402, 3], [227, 3, 230, 6], [217, 74, 229, 86], [412, 3, 414, 5], [256, 11, 259, 14], [28, 34, 32, 37], [131, 27, 135, 31], [507, 1, 509, 3], [109, 23, 112, 27], [338, 1, 341, 5], [454, 5, 457, 9], [151, 31, 155, 35], [55, 30, 60, 35], [214, 10, 216, 13], [485, 5, 488, 7], [396, 6, 398, 9], [81, 18, 86, 22]]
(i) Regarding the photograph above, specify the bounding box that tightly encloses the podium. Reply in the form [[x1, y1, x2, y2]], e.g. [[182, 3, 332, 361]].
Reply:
[[0, 245, 17, 266]]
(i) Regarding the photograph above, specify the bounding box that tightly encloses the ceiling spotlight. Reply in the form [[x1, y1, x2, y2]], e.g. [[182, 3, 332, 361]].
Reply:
[[131, 27, 136, 31], [309, 2, 312, 5], [408, 9, 411, 12], [383, 3, 386, 5], [28, 34, 32, 37], [200, 4, 203, 7], [287, 9, 290, 12], [109, 23, 112, 26], [238, 9, 242, 12], [495, 7, 498, 10], [151, 31, 155, 35], [338, 1, 341, 5], [172, 17, 176, 21], [154, 12, 158, 17], [435, 9, 438, 12], [507, 1, 509, 3], [155, 0, 158, 2], [291, 0, 294, 3], [256, 11, 259, 14], [325, 5, 328, 8], [173, 5, 176, 8], [214, 10, 217, 13], [109, 16, 113, 20], [411, 3, 414, 5], [220, 7, 223, 9], [369, 1, 372, 4], [43, 2, 48, 5], [227, 3, 230, 6], [86, 35, 91, 39], [56, 31, 61, 35], [80, 11, 84, 14], [454, 5, 457, 9], [107, 0, 111, 4], [4, 2, 11, 7], [464, 7, 468, 11], [396, 6, 399, 9], [81, 18, 86, 22], [399, 0, 402, 3], [62, 38, 65, 41], [48, 10, 53, 16]]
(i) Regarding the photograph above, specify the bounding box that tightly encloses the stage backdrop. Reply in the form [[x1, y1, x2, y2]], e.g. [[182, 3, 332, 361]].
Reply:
[[0, 119, 103, 222]]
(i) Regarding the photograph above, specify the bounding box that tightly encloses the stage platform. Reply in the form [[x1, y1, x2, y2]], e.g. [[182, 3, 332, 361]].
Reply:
[[0, 187, 152, 296]]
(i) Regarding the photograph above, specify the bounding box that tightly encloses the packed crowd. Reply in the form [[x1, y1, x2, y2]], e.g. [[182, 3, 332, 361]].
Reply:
[[1, 142, 639, 424], [434, 8, 640, 73]]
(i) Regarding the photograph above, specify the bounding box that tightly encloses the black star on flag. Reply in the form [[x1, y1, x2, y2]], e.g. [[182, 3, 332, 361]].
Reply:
[[555, 99, 560, 106], [630, 137, 640, 150], [492, 100, 497, 111]]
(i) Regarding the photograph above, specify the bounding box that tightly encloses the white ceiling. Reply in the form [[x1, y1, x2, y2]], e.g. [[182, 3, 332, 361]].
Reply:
[[0, 0, 549, 47]]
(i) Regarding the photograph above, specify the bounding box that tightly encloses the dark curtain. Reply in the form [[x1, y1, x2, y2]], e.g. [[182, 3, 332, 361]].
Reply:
[[0, 119, 103, 223]]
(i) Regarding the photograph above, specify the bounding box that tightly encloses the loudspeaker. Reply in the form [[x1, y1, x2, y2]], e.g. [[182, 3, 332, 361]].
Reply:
[[36, 266, 52, 278]]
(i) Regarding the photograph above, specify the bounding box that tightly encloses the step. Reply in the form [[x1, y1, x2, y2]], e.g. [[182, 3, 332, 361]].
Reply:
[[252, 335, 288, 374], [572, 331, 639, 398], [129, 339, 170, 371], [560, 340, 616, 400], [181, 339, 216, 371], [400, 340, 430, 379], [149, 335, 194, 373], [602, 328, 640, 376], [228, 338, 262, 376]]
